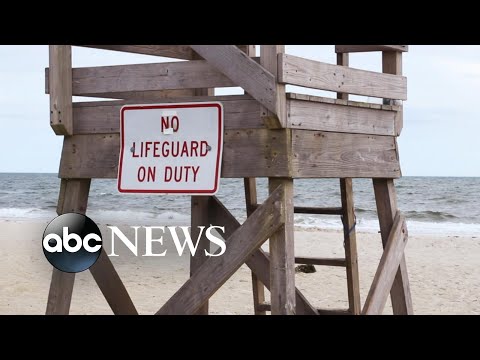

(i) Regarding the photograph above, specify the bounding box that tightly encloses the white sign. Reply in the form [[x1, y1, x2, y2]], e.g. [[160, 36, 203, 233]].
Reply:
[[118, 102, 223, 195]]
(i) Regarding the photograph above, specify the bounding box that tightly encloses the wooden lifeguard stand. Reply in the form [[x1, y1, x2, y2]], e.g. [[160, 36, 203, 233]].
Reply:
[[46, 45, 412, 315]]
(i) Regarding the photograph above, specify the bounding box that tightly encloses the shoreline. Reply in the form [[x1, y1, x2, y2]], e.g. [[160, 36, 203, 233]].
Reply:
[[1, 219, 480, 314], [1, 217, 479, 238]]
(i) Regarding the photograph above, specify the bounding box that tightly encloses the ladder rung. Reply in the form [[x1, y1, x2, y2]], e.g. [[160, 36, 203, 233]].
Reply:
[[257, 302, 271, 312], [264, 253, 347, 267], [317, 308, 351, 315], [250, 205, 343, 216], [295, 256, 347, 267], [294, 206, 343, 215], [257, 303, 352, 315]]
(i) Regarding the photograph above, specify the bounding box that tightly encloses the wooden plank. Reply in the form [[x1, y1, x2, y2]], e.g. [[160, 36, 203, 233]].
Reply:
[[287, 98, 397, 136], [317, 308, 351, 315], [46, 270, 76, 315], [292, 130, 401, 179], [223, 129, 290, 178], [287, 93, 400, 111], [78, 45, 197, 59], [59, 129, 290, 179], [45, 60, 237, 97], [77, 45, 252, 60], [208, 196, 318, 315], [72, 95, 263, 134], [252, 204, 343, 215], [335, 45, 408, 53], [46, 179, 90, 315], [191, 45, 278, 114], [373, 179, 413, 314], [279, 54, 407, 100], [363, 213, 408, 315], [49, 45, 73, 135], [190, 196, 210, 315], [268, 178, 295, 315], [243, 178, 266, 315], [340, 178, 361, 315], [89, 251, 138, 315], [257, 304, 351, 316], [155, 185, 286, 315], [294, 256, 346, 267], [260, 45, 286, 128]]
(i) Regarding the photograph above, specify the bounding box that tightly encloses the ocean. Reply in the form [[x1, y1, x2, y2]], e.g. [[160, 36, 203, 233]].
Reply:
[[1, 173, 479, 236]]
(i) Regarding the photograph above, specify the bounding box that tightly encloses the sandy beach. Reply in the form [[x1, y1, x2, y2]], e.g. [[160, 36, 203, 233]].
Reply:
[[1, 220, 479, 315]]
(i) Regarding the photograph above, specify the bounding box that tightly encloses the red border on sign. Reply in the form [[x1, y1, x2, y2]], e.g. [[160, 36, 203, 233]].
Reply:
[[117, 102, 223, 194]]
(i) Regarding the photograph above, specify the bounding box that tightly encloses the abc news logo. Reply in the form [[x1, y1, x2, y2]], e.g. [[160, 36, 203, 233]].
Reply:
[[43, 213, 227, 273], [42, 213, 103, 273]]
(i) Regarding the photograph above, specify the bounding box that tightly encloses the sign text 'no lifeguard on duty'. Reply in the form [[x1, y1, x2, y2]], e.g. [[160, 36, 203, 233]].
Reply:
[[118, 102, 223, 195]]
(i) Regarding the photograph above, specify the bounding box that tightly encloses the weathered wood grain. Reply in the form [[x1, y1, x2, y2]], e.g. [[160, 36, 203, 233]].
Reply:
[[208, 196, 318, 315], [373, 179, 413, 314], [190, 196, 211, 315], [363, 213, 408, 314], [268, 178, 295, 315], [335, 45, 408, 53], [155, 185, 285, 314], [291, 130, 401, 178], [340, 178, 361, 314], [279, 54, 407, 100], [46, 179, 90, 315], [46, 60, 236, 97], [383, 50, 404, 135], [59, 129, 291, 179], [89, 251, 138, 315], [287, 97, 398, 136], [49, 45, 73, 135], [260, 45, 286, 128], [77, 45, 252, 60], [72, 95, 263, 134], [243, 177, 266, 315], [191, 45, 278, 114]]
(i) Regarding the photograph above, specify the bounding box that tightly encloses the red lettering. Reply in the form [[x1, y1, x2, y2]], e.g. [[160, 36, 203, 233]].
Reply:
[[137, 166, 146, 182], [164, 167, 172, 182], [161, 116, 180, 132], [161, 142, 168, 157], [181, 142, 189, 157], [200, 141, 209, 156], [192, 166, 199, 182], [191, 141, 199, 157], [132, 142, 139, 158], [153, 142, 160, 157]]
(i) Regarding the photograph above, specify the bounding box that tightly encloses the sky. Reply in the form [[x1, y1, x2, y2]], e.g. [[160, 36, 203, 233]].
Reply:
[[0, 45, 479, 177]]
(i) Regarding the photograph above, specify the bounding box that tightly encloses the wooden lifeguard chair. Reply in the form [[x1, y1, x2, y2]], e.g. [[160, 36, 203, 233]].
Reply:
[[46, 45, 412, 315]]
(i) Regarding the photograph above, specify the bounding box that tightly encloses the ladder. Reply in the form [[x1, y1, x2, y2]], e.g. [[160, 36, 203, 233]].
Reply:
[[244, 177, 361, 315]]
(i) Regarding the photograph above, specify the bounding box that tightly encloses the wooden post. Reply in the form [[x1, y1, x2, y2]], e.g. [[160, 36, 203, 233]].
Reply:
[[260, 45, 286, 128], [363, 213, 408, 314], [244, 177, 267, 315], [190, 196, 211, 315], [340, 178, 361, 314], [46, 179, 90, 315], [370, 49, 413, 315], [373, 179, 413, 314], [268, 178, 295, 315], [337, 51, 361, 314], [46, 178, 137, 315], [49, 45, 73, 135], [188, 51, 215, 315]]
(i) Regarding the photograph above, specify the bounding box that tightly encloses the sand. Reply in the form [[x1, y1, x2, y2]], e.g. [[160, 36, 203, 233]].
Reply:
[[1, 220, 479, 315]]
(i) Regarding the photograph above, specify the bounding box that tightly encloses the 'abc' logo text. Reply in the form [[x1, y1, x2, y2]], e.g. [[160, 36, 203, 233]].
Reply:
[[42, 213, 103, 273]]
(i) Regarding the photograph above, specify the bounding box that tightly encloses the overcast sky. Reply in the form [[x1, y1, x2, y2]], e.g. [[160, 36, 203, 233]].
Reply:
[[0, 45, 478, 176]]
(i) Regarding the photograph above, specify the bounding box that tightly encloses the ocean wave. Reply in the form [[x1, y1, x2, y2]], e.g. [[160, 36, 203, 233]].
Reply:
[[404, 210, 457, 221]]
